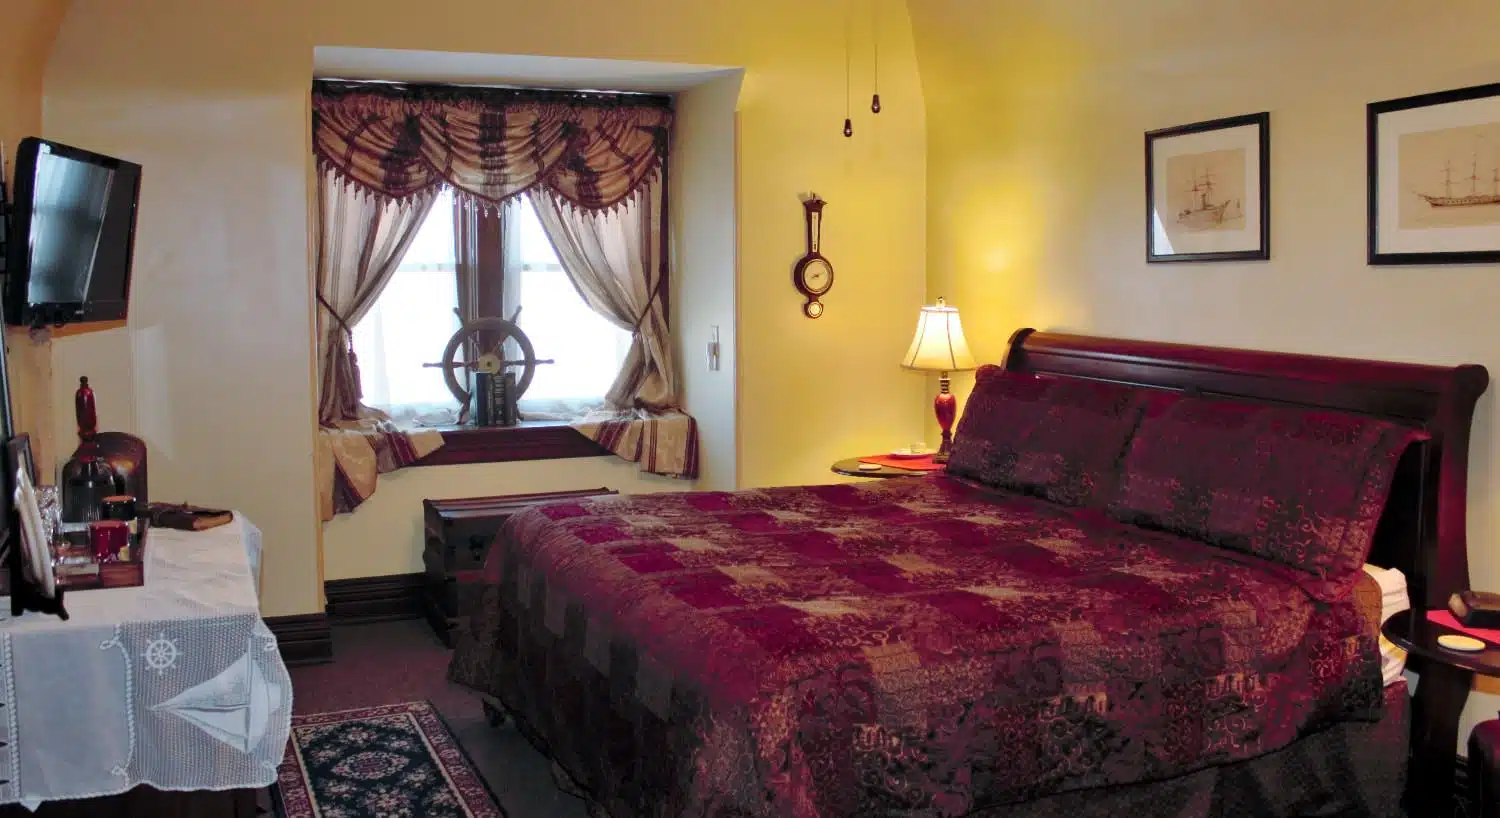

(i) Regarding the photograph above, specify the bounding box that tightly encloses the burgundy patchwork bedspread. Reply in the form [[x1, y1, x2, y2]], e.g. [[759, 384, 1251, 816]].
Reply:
[[448, 476, 1383, 818]]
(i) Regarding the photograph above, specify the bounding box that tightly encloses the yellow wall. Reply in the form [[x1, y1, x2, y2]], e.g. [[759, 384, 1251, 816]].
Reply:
[[0, 0, 65, 183], [0, 0, 67, 481], [43, 0, 928, 616], [910, 0, 1500, 752]]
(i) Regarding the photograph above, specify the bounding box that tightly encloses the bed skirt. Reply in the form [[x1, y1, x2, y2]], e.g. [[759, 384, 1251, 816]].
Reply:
[[488, 680, 1406, 818], [959, 679, 1408, 818]]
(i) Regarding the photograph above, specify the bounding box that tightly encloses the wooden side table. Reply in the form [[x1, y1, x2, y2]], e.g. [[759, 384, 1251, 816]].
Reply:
[[830, 458, 934, 478], [1382, 609, 1500, 817]]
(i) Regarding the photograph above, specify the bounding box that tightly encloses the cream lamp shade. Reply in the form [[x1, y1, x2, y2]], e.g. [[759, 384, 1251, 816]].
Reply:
[[901, 297, 977, 373]]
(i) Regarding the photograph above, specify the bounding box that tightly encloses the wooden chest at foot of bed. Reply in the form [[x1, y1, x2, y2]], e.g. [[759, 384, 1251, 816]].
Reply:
[[422, 488, 617, 647]]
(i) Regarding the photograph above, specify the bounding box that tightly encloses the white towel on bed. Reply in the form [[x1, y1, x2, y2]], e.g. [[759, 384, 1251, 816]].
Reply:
[[1362, 564, 1409, 687], [1362, 563, 1407, 601]]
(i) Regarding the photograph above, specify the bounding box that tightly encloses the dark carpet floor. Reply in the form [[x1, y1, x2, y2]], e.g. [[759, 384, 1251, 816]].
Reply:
[[286, 619, 588, 818]]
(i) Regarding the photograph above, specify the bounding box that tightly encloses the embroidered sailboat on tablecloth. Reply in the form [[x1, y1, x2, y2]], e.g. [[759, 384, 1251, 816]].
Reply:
[[150, 642, 283, 753]]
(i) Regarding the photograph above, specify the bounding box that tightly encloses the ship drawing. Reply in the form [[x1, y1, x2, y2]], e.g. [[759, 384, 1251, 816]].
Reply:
[[1417, 156, 1500, 208], [1175, 168, 1240, 229]]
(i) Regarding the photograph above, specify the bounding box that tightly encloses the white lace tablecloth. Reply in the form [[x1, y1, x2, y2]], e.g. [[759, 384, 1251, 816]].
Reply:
[[0, 514, 292, 808]]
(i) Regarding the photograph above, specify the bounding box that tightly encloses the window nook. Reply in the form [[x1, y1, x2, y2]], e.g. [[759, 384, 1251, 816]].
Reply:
[[310, 81, 696, 521]]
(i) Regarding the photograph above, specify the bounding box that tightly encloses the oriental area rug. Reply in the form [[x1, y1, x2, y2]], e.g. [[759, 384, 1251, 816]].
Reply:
[[274, 701, 505, 818]]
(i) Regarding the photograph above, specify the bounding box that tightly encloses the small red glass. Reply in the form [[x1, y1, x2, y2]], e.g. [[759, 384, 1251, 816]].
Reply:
[[89, 520, 129, 562]]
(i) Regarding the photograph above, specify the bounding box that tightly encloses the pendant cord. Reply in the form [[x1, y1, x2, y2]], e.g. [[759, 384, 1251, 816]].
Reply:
[[871, 2, 881, 114], [845, 21, 851, 117]]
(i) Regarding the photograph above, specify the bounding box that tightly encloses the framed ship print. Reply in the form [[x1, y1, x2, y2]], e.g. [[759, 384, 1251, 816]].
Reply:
[[1368, 82, 1500, 265], [1146, 112, 1270, 263]]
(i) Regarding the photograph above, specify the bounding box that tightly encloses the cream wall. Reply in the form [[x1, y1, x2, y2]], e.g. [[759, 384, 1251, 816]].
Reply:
[[910, 0, 1500, 753], [323, 457, 682, 580], [0, 0, 67, 481], [671, 72, 742, 491], [43, 0, 928, 616]]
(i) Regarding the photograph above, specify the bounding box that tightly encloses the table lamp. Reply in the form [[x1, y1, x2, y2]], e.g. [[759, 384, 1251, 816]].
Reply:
[[901, 297, 977, 462]]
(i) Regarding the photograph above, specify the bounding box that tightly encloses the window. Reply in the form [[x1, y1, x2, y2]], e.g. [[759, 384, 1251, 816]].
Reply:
[[506, 198, 635, 412], [352, 190, 632, 424]]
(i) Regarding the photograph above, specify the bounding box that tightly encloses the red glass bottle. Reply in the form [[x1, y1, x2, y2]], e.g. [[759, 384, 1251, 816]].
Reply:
[[60, 377, 119, 522], [75, 376, 98, 442]]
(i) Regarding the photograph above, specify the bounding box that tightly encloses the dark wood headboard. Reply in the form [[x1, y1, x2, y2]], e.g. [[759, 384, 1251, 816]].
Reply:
[[1001, 327, 1489, 610]]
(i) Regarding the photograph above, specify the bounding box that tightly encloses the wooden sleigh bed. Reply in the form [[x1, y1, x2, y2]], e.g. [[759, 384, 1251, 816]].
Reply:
[[449, 328, 1489, 818]]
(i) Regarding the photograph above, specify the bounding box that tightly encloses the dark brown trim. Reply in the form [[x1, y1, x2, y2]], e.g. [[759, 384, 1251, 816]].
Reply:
[[265, 613, 333, 666], [325, 573, 425, 625], [416, 422, 609, 467]]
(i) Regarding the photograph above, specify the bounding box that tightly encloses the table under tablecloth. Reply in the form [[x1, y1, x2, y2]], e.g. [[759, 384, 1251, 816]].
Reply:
[[0, 514, 292, 808]]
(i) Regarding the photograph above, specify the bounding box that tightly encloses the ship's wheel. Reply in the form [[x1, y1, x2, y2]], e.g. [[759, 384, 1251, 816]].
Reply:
[[423, 308, 553, 412]]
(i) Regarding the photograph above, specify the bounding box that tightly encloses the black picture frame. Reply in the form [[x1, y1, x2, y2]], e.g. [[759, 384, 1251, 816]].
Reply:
[[1368, 82, 1500, 266], [1145, 112, 1271, 263]]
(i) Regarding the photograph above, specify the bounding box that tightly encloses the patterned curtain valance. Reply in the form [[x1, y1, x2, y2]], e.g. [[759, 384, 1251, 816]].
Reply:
[[312, 81, 673, 213]]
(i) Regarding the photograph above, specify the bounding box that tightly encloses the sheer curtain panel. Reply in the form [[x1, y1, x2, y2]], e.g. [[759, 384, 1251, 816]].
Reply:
[[314, 172, 436, 424], [313, 171, 445, 520]]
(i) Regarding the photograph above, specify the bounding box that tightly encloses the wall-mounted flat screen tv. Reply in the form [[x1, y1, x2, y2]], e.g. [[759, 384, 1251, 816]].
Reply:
[[5, 137, 141, 327]]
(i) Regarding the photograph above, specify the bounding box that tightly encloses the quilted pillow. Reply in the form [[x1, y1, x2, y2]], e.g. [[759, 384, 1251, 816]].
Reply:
[[1109, 397, 1428, 601], [946, 366, 1152, 507]]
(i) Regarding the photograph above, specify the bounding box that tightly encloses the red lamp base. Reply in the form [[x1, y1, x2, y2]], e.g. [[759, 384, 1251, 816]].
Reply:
[[933, 373, 957, 463]]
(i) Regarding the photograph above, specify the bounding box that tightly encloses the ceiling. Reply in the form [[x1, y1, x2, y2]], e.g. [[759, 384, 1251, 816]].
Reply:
[[313, 47, 740, 94]]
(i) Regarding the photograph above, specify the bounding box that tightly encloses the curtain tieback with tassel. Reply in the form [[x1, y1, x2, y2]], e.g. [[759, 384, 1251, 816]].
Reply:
[[630, 283, 665, 335], [316, 290, 357, 352]]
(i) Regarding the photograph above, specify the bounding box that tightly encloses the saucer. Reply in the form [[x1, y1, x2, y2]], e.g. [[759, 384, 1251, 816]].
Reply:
[[1438, 633, 1486, 652]]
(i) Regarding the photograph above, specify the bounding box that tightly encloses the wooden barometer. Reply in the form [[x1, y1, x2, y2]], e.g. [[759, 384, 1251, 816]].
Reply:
[[793, 196, 834, 319]]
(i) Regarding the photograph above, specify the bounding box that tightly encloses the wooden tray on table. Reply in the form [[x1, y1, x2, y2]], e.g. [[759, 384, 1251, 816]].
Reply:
[[51, 518, 150, 591]]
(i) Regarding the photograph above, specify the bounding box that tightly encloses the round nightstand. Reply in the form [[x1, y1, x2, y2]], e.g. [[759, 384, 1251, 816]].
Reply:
[[830, 458, 934, 478], [1382, 609, 1500, 817]]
